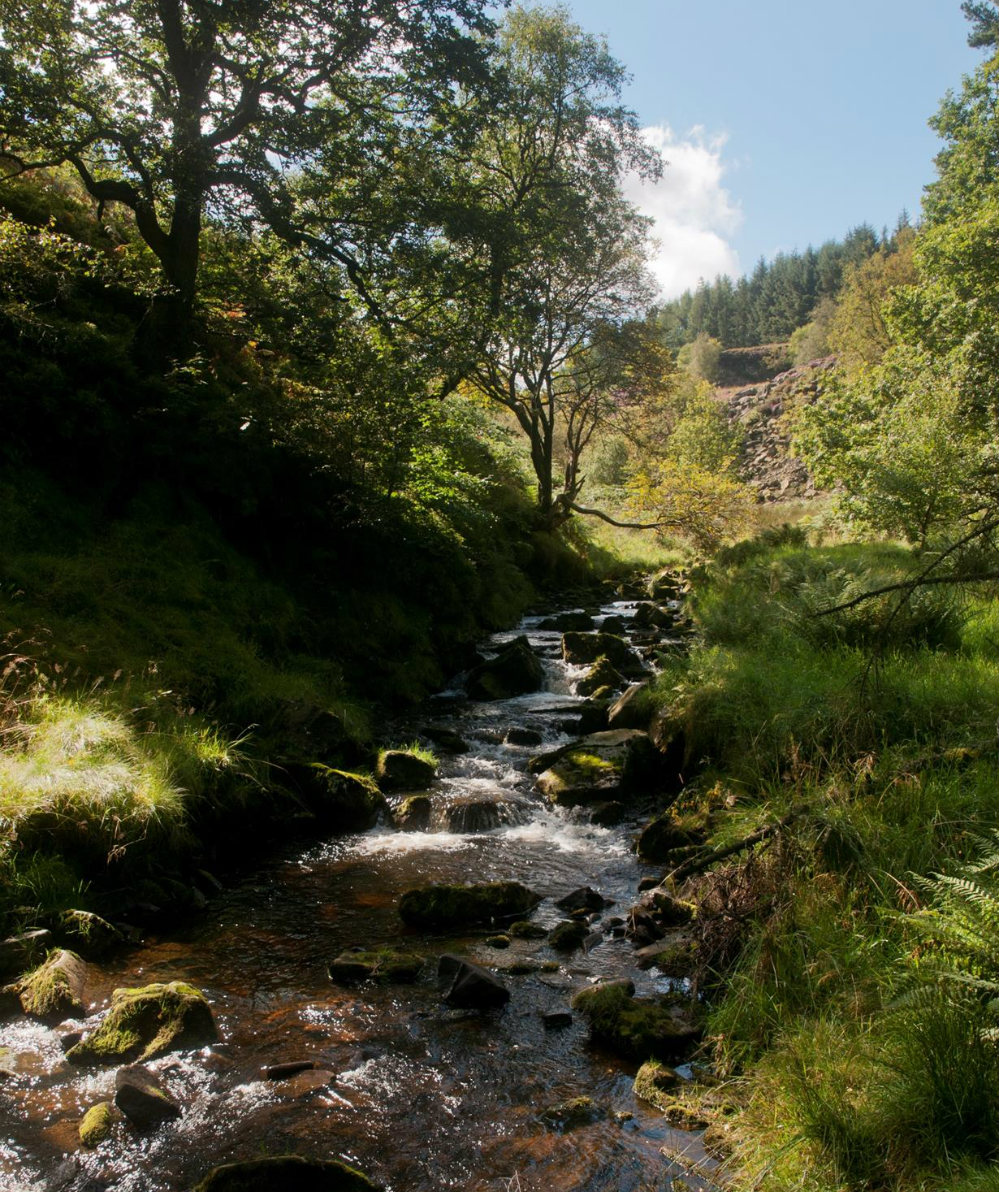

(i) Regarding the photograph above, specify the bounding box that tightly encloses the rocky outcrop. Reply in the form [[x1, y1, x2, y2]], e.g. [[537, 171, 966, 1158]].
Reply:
[[466, 636, 545, 700], [66, 980, 218, 1065]]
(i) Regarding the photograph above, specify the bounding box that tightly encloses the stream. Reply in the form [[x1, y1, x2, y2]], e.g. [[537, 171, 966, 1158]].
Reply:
[[0, 601, 720, 1192]]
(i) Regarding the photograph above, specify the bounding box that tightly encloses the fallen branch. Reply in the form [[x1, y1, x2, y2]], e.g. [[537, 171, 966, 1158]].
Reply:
[[569, 502, 671, 531], [661, 804, 808, 885]]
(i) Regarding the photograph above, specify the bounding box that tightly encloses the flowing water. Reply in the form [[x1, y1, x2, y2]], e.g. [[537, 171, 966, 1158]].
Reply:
[[0, 604, 721, 1192]]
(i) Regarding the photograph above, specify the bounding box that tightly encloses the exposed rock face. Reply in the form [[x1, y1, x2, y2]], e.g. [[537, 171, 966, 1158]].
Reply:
[[192, 1155, 380, 1191], [722, 356, 836, 501], [66, 981, 218, 1065], [539, 1095, 603, 1131], [637, 813, 706, 863], [534, 730, 661, 807], [466, 636, 544, 700], [114, 1066, 181, 1129], [398, 881, 541, 930], [375, 751, 436, 792], [5, 949, 87, 1019], [419, 726, 469, 754], [439, 954, 511, 1009], [56, 911, 124, 959]]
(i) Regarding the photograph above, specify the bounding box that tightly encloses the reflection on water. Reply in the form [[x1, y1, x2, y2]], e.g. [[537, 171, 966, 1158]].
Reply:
[[0, 603, 719, 1192]]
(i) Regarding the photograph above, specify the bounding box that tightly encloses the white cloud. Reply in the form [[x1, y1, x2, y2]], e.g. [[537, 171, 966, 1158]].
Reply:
[[623, 125, 743, 299]]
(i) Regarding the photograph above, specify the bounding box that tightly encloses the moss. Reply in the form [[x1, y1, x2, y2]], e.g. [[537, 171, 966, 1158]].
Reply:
[[312, 767, 385, 829], [66, 980, 217, 1065], [398, 881, 540, 930], [571, 981, 701, 1063], [8, 948, 85, 1019], [79, 1101, 115, 1148], [375, 749, 437, 792], [547, 920, 589, 952], [509, 920, 547, 939], [192, 1154, 380, 1191], [539, 1095, 603, 1131], [633, 1060, 681, 1110], [328, 948, 423, 985]]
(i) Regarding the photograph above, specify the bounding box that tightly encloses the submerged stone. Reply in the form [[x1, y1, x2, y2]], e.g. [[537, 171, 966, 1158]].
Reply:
[[327, 948, 423, 985], [398, 881, 541, 930], [539, 1095, 603, 1131], [66, 980, 218, 1065], [5, 948, 87, 1019], [193, 1155, 381, 1191]]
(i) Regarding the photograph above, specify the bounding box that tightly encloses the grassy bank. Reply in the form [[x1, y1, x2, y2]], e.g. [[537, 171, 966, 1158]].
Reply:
[[646, 528, 997, 1191]]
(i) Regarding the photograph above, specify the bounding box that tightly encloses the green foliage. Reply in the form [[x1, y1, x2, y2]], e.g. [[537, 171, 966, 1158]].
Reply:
[[677, 332, 722, 382]]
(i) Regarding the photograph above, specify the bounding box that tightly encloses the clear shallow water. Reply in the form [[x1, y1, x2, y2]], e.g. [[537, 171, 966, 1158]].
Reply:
[[0, 603, 719, 1192]]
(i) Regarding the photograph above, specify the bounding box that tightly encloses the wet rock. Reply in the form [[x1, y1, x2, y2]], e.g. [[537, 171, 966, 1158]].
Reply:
[[535, 730, 661, 807], [648, 571, 684, 601], [79, 1101, 116, 1148], [571, 981, 701, 1062], [600, 615, 628, 635], [436, 796, 527, 833], [537, 612, 594, 632], [647, 890, 697, 927], [398, 881, 541, 930], [555, 887, 610, 915], [60, 1030, 84, 1052], [375, 750, 437, 793], [286, 765, 387, 830], [637, 876, 660, 892], [4, 949, 87, 1019], [66, 980, 218, 1065], [113, 1065, 181, 1129], [264, 1060, 318, 1081], [280, 1069, 337, 1099], [607, 683, 654, 731], [635, 939, 697, 977], [55, 911, 125, 959], [419, 726, 469, 754], [504, 726, 543, 746], [439, 955, 510, 1009], [328, 948, 423, 985], [541, 1010, 573, 1029], [562, 631, 634, 669], [193, 1155, 380, 1191], [393, 794, 431, 832], [0, 929, 53, 981], [576, 656, 627, 699], [509, 920, 547, 940], [547, 921, 589, 952], [633, 602, 676, 631], [484, 935, 510, 949], [539, 1095, 603, 1131], [466, 636, 544, 701], [634, 1060, 682, 1110], [589, 801, 626, 826]]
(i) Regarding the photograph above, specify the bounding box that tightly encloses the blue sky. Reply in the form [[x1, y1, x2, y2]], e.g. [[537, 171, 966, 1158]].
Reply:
[[552, 1, 978, 296]]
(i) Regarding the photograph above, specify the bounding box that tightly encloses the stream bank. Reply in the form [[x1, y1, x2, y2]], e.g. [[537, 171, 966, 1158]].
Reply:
[[1, 590, 724, 1192]]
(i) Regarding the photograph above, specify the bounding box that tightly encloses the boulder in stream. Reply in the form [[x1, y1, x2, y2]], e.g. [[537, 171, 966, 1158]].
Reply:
[[535, 730, 661, 807], [504, 726, 543, 746], [547, 921, 590, 952], [466, 636, 544, 700], [375, 749, 437, 792], [561, 631, 644, 676], [633, 1059, 682, 1110], [438, 954, 510, 1009], [393, 794, 431, 831], [539, 1095, 604, 1131], [537, 611, 594, 632], [328, 948, 424, 985], [398, 881, 541, 930], [193, 1155, 381, 1191], [571, 981, 702, 1063], [555, 886, 610, 915], [113, 1065, 181, 1129], [607, 683, 655, 731], [79, 1101, 117, 1148], [4, 948, 87, 1019], [286, 765, 386, 830], [576, 656, 626, 699], [56, 911, 125, 960], [66, 980, 218, 1065]]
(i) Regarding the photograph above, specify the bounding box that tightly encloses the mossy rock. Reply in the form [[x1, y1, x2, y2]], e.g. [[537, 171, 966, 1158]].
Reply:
[[466, 636, 544, 700], [79, 1100, 116, 1148], [509, 921, 547, 940], [6, 949, 87, 1019], [535, 730, 656, 807], [375, 750, 437, 792], [66, 980, 218, 1065], [562, 631, 634, 669], [328, 948, 423, 985], [394, 794, 431, 831], [193, 1155, 380, 1191], [571, 981, 701, 1063], [576, 656, 626, 699], [633, 1060, 681, 1110], [398, 881, 541, 930], [547, 920, 589, 952], [539, 1095, 603, 1131], [637, 812, 708, 863], [311, 767, 387, 830], [57, 911, 124, 959]]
